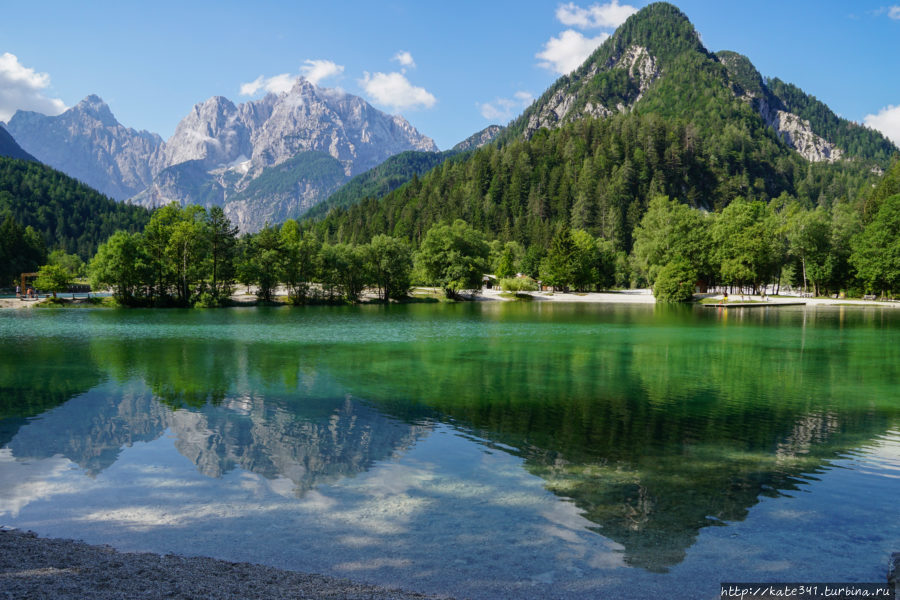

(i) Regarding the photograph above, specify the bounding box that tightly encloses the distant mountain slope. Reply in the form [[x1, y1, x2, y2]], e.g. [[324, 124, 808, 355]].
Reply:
[[0, 157, 149, 258], [305, 125, 505, 222], [302, 150, 450, 221], [7, 81, 437, 232], [451, 125, 504, 152], [6, 96, 164, 200], [308, 2, 887, 251], [132, 79, 438, 231], [0, 126, 36, 162]]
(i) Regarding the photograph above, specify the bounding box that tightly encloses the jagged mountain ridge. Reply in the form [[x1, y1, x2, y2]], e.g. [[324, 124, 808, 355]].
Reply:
[[6, 95, 165, 200], [6, 80, 437, 232], [132, 78, 436, 231]]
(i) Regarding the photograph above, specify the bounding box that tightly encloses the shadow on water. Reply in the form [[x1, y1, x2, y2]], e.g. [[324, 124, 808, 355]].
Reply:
[[1, 303, 898, 573]]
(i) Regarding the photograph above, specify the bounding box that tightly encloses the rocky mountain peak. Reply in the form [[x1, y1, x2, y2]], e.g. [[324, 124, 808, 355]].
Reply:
[[71, 94, 118, 127], [6, 95, 164, 199], [134, 81, 437, 231]]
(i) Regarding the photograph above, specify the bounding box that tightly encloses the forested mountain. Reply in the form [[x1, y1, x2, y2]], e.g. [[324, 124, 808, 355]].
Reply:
[[499, 3, 894, 164], [303, 126, 505, 222], [0, 126, 36, 162], [302, 150, 452, 221], [308, 2, 895, 252], [0, 157, 149, 259]]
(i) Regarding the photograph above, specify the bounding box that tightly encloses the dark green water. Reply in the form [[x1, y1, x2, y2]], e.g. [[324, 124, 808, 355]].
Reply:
[[0, 303, 898, 599]]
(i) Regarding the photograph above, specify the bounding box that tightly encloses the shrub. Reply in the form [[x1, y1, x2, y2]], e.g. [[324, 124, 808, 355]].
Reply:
[[500, 276, 538, 292], [653, 260, 698, 303]]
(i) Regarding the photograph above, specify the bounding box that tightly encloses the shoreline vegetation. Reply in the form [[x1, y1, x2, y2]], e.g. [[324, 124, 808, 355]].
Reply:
[[3, 160, 899, 308]]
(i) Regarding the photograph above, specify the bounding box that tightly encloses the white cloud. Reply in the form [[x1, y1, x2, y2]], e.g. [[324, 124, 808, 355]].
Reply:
[[0, 52, 67, 121], [864, 104, 900, 145], [889, 5, 900, 19], [392, 51, 416, 68], [359, 71, 436, 111], [536, 29, 609, 74], [556, 1, 638, 29], [239, 59, 344, 97], [514, 91, 535, 103], [239, 73, 296, 96], [478, 91, 534, 121], [299, 59, 344, 86]]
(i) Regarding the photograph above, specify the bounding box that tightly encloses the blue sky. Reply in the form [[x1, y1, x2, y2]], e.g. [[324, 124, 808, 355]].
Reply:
[[1, 1, 899, 150]]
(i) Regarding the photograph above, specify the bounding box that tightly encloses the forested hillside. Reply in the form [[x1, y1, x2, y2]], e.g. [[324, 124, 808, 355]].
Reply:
[[0, 127, 36, 162], [310, 112, 879, 252], [302, 150, 455, 221], [0, 157, 150, 259], [307, 3, 893, 253]]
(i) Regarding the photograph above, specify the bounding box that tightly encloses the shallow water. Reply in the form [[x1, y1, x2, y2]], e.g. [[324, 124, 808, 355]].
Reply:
[[0, 303, 898, 599]]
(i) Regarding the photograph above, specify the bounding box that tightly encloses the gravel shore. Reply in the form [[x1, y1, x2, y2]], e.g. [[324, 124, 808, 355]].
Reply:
[[0, 529, 446, 600]]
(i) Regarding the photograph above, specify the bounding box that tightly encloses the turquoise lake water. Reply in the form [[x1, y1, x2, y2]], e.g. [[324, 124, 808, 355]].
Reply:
[[0, 303, 897, 599]]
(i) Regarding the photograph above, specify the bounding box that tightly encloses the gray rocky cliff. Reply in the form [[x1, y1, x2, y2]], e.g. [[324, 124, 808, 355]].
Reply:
[[135, 78, 437, 231], [452, 125, 504, 152], [717, 51, 843, 163], [6, 96, 164, 200], [755, 97, 844, 163]]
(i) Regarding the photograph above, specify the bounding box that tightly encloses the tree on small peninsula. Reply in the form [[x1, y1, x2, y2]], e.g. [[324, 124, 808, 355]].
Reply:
[[416, 220, 489, 299]]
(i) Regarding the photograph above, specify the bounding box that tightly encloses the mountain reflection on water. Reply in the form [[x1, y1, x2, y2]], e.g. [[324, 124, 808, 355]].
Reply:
[[6, 386, 429, 495], [0, 303, 898, 577]]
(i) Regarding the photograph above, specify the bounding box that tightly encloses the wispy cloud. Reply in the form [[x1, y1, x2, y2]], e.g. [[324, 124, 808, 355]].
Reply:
[[0, 52, 67, 121], [556, 1, 637, 29], [864, 104, 900, 145], [239, 59, 344, 96], [536, 30, 609, 74], [359, 71, 436, 112], [889, 5, 900, 19], [299, 59, 344, 86], [239, 73, 295, 96], [478, 91, 534, 122]]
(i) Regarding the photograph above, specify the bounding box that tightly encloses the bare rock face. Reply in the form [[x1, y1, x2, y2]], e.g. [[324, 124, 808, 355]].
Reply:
[[607, 45, 659, 101], [157, 96, 251, 172], [134, 78, 437, 231], [772, 110, 843, 163], [746, 95, 843, 163], [6, 96, 165, 200], [245, 80, 436, 177], [717, 51, 844, 164], [525, 45, 659, 137], [8, 82, 435, 231], [451, 125, 504, 152]]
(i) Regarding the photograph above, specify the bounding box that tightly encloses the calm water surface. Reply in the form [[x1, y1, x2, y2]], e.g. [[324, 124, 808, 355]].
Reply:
[[1, 303, 898, 599]]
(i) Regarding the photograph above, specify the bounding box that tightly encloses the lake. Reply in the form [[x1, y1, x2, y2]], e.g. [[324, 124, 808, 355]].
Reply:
[[1, 303, 898, 599]]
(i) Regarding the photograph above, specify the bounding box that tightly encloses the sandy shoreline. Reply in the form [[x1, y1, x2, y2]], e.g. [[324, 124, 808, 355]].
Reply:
[[0, 529, 445, 600], [2, 290, 897, 309]]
